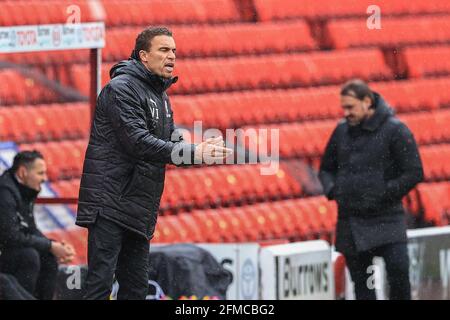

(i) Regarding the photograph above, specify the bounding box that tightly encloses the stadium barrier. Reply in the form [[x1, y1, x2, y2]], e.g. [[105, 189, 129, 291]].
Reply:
[[342, 226, 450, 300]]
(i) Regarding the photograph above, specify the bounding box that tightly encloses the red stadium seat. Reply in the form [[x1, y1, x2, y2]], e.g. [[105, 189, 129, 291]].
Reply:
[[101, 0, 240, 27], [0, 69, 54, 106], [254, 0, 450, 21], [420, 145, 450, 181], [417, 182, 450, 226], [404, 45, 450, 78], [0, 103, 89, 143], [0, 0, 97, 26], [326, 16, 450, 49]]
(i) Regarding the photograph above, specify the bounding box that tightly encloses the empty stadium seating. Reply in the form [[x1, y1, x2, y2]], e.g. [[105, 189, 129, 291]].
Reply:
[[0, 0, 95, 26], [240, 120, 335, 158], [254, 0, 450, 21], [0, 103, 90, 143], [404, 45, 450, 78], [326, 15, 450, 49], [153, 196, 338, 243], [399, 110, 450, 145], [416, 182, 450, 226], [104, 21, 317, 61], [0, 0, 241, 27], [70, 48, 393, 96], [51, 179, 80, 198], [162, 162, 303, 211], [172, 49, 392, 94], [170, 77, 450, 128], [101, 0, 241, 26], [372, 78, 450, 112], [239, 109, 450, 159], [0, 69, 57, 105], [419, 145, 450, 181]]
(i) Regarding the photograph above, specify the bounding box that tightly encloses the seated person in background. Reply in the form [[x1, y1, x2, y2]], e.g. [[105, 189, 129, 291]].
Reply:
[[0, 151, 75, 300]]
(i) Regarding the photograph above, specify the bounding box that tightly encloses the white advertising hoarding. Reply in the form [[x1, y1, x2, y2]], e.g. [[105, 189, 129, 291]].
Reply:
[[260, 240, 334, 300], [0, 22, 105, 53]]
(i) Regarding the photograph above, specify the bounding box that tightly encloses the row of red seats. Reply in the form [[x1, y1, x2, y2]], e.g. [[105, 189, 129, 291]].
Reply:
[[100, 0, 241, 26], [20, 139, 87, 181], [254, 0, 450, 21], [51, 179, 80, 199], [241, 120, 334, 158], [326, 15, 450, 49], [153, 196, 337, 243], [71, 49, 392, 96], [171, 49, 392, 94], [161, 163, 303, 211], [0, 21, 316, 65], [0, 103, 90, 143], [0, 0, 94, 26], [420, 144, 450, 181], [44, 227, 87, 265], [105, 21, 317, 61], [416, 182, 450, 226], [240, 109, 450, 158], [170, 77, 450, 128], [400, 110, 450, 145], [404, 45, 450, 78], [0, 0, 241, 27], [0, 69, 56, 105], [372, 78, 450, 112], [46, 161, 303, 209]]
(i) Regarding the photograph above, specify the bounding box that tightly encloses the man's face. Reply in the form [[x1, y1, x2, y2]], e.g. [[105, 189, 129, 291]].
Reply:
[[17, 158, 47, 192], [139, 35, 176, 79], [340, 94, 372, 126]]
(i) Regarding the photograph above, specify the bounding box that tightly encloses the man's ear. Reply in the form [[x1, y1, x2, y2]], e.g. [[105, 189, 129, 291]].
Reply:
[[16, 165, 26, 180], [363, 96, 372, 110], [139, 50, 148, 63]]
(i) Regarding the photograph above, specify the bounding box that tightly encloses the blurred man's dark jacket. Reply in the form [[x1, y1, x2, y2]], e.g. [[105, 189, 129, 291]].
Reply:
[[319, 92, 424, 254]]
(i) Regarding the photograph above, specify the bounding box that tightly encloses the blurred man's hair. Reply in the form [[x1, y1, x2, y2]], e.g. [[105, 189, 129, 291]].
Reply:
[[341, 79, 376, 108], [134, 26, 173, 54], [11, 150, 44, 173]]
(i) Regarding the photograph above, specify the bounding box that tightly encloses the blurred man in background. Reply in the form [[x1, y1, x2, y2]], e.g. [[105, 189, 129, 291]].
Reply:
[[0, 151, 75, 299], [319, 79, 424, 300], [76, 26, 232, 300]]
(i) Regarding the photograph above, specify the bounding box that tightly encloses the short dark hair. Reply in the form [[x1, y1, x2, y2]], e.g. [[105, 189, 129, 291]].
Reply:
[[134, 26, 173, 54], [340, 79, 375, 108], [11, 150, 44, 173]]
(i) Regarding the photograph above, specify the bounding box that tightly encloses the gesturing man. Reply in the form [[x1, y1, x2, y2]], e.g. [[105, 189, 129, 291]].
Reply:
[[76, 26, 232, 300]]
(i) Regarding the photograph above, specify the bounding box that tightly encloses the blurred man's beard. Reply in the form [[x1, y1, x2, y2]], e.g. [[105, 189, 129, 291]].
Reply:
[[346, 117, 358, 126]]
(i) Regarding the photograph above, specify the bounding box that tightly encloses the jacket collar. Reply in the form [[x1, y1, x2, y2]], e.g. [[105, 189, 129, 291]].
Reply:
[[9, 170, 39, 201], [361, 92, 394, 132]]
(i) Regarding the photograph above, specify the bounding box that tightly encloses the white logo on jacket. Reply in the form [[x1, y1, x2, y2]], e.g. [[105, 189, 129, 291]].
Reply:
[[148, 98, 159, 119], [165, 100, 171, 118]]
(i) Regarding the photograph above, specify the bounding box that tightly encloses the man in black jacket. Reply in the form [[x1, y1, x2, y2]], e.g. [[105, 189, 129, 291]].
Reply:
[[76, 26, 232, 300], [319, 79, 424, 300], [0, 151, 75, 299]]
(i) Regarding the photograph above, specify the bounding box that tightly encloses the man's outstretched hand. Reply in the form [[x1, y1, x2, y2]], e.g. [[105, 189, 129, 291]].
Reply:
[[194, 136, 233, 164]]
